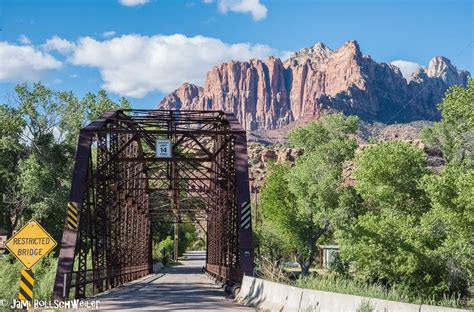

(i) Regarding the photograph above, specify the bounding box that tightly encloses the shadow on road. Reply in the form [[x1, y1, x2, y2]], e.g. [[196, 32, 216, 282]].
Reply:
[[90, 251, 253, 311]]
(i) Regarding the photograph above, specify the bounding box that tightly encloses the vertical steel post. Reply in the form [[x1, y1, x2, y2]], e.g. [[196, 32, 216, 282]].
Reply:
[[53, 131, 92, 300], [234, 133, 254, 276]]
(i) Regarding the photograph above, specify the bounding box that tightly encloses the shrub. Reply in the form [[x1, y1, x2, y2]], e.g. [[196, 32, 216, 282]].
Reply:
[[153, 236, 174, 265], [328, 252, 350, 278], [0, 254, 58, 311]]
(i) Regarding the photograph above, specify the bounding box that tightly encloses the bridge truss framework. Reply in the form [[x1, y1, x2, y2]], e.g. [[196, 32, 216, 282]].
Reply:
[[53, 110, 254, 299]]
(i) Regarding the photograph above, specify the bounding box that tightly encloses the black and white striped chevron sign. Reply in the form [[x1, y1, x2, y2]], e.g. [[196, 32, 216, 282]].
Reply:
[[240, 201, 251, 229]]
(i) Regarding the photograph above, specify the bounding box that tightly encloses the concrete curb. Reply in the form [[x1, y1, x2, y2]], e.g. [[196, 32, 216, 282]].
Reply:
[[237, 276, 469, 312]]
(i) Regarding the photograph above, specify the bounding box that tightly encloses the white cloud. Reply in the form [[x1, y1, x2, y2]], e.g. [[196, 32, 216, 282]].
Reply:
[[119, 0, 149, 6], [205, 0, 267, 21], [69, 34, 275, 97], [42, 35, 76, 54], [391, 60, 422, 81], [0, 42, 62, 82], [279, 50, 293, 61], [18, 35, 32, 45], [102, 31, 117, 38]]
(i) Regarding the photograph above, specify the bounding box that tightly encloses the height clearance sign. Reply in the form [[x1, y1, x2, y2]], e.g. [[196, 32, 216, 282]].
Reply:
[[5, 220, 57, 269]]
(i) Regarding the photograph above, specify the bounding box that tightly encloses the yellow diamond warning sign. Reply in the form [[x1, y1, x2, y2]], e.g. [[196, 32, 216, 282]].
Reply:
[[5, 220, 57, 269]]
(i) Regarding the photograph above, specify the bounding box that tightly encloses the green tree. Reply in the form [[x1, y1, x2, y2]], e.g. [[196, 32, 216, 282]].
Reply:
[[260, 113, 359, 275], [337, 138, 473, 300], [422, 77, 473, 166], [3, 83, 74, 239], [254, 221, 294, 265], [260, 163, 296, 240], [338, 142, 434, 292], [352, 141, 429, 214], [420, 166, 473, 297], [1, 83, 131, 240], [289, 114, 359, 164], [0, 105, 24, 233], [258, 163, 296, 264], [81, 89, 131, 121], [0, 83, 133, 306], [418, 79, 474, 298], [178, 222, 198, 256]]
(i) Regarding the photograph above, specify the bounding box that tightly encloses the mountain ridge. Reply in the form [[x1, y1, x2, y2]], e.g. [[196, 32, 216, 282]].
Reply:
[[158, 40, 470, 131]]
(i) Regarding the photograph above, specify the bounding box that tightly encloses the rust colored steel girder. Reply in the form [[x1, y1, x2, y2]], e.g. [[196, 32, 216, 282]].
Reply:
[[53, 110, 253, 300]]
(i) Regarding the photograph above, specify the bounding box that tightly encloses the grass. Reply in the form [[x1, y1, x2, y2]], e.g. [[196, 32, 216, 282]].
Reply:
[[0, 254, 58, 312], [282, 266, 327, 282], [283, 267, 322, 273], [357, 300, 375, 312], [0, 255, 23, 312], [295, 274, 466, 309], [31, 254, 58, 300]]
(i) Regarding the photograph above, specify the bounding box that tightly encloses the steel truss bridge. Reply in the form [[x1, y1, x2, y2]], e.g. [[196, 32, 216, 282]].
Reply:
[[53, 110, 254, 299]]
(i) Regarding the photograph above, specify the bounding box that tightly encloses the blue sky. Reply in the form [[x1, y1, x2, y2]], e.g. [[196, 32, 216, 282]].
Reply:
[[0, 0, 472, 109]]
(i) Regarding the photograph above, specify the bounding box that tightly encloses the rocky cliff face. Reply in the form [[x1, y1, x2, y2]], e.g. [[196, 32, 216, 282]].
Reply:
[[159, 40, 470, 131], [248, 134, 444, 193]]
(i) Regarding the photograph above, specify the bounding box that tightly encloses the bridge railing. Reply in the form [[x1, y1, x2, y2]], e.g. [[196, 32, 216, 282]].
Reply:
[[62, 264, 151, 298], [205, 264, 243, 284]]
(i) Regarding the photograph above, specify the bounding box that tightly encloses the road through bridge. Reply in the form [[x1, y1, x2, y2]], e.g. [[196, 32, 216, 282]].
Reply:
[[89, 251, 254, 311], [52, 110, 254, 306]]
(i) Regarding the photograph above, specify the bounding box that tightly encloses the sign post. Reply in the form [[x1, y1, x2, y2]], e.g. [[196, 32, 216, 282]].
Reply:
[[18, 269, 35, 304], [5, 220, 57, 308]]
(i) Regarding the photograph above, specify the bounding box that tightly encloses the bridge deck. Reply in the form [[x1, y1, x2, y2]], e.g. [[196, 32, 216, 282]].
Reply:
[[88, 251, 254, 311]]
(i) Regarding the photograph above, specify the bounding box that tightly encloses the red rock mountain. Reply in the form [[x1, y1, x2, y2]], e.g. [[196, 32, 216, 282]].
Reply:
[[158, 40, 470, 131]]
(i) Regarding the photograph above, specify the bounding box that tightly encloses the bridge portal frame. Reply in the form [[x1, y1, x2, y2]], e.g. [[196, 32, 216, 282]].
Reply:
[[53, 110, 254, 300]]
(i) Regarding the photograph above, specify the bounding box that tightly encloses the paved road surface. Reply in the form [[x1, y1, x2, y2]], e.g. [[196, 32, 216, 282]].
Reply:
[[90, 251, 254, 311]]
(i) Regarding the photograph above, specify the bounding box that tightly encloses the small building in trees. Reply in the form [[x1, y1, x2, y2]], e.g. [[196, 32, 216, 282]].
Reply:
[[319, 245, 339, 269]]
